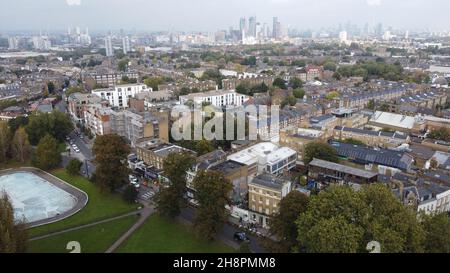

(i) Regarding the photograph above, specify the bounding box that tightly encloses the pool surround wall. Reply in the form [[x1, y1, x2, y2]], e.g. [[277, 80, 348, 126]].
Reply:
[[0, 167, 88, 228]]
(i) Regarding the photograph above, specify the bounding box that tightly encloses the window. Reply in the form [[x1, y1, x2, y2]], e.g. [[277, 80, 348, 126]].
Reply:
[[266, 199, 269, 206]]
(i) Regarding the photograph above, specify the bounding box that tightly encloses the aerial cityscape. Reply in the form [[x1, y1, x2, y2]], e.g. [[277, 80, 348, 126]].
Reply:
[[1, 0, 450, 261]]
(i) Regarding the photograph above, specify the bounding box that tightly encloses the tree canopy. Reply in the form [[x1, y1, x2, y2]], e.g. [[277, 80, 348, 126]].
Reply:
[[304, 142, 339, 164], [92, 134, 130, 192], [296, 184, 425, 253]]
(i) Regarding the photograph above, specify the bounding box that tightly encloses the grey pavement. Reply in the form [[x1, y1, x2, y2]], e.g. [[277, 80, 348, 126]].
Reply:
[[105, 204, 155, 253], [29, 209, 142, 241]]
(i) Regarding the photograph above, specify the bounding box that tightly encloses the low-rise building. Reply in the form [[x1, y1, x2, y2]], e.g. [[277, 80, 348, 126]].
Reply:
[[331, 141, 415, 175], [333, 126, 410, 148], [308, 158, 378, 189], [136, 140, 195, 171], [68, 92, 104, 123], [227, 142, 297, 177]]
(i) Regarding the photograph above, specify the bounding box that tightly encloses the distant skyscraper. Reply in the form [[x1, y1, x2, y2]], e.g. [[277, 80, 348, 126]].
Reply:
[[339, 31, 348, 43], [248, 16, 257, 37], [31, 36, 51, 50], [105, 36, 114, 57], [239, 17, 247, 35], [8, 37, 19, 50], [122, 36, 131, 54], [272, 17, 280, 39]]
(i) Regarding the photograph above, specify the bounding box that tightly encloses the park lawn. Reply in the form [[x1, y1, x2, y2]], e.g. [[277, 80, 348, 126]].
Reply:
[[29, 169, 140, 237], [27, 215, 138, 253], [116, 215, 234, 253]]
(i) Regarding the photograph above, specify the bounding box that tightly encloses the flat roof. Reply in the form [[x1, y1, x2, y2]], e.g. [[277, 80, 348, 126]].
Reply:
[[309, 158, 377, 179]]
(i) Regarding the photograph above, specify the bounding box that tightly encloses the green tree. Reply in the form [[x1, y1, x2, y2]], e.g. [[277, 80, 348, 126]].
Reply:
[[66, 159, 82, 176], [0, 194, 28, 253], [65, 86, 84, 97], [323, 61, 337, 72], [92, 134, 130, 192], [26, 111, 74, 145], [195, 140, 214, 156], [8, 116, 29, 133], [422, 213, 450, 253], [32, 134, 61, 170], [0, 121, 11, 163], [281, 96, 297, 108], [12, 127, 31, 163], [367, 99, 375, 110], [47, 81, 56, 94], [144, 76, 165, 91], [296, 184, 425, 253], [269, 191, 309, 252], [118, 59, 129, 72], [273, 78, 287, 89], [325, 91, 340, 100], [289, 77, 303, 89], [155, 152, 195, 217], [304, 142, 339, 164], [193, 170, 232, 241], [293, 88, 305, 99]]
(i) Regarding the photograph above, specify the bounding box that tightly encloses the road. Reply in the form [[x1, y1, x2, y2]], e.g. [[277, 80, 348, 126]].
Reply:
[[179, 207, 267, 253], [66, 131, 96, 178]]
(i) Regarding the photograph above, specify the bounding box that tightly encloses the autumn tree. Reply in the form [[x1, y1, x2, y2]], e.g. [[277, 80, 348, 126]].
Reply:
[[269, 191, 309, 252], [296, 184, 425, 253], [0, 121, 11, 163], [193, 170, 232, 240], [154, 152, 195, 217], [0, 194, 28, 253], [12, 127, 31, 163], [92, 134, 130, 192], [32, 134, 61, 170]]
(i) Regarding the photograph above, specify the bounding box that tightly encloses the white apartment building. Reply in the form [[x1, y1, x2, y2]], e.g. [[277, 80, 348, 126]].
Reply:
[[227, 142, 297, 177], [179, 89, 249, 107], [122, 36, 131, 54], [91, 84, 152, 108], [105, 36, 114, 57]]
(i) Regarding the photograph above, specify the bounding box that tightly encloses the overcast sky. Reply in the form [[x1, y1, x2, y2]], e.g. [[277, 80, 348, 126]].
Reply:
[[0, 0, 449, 32]]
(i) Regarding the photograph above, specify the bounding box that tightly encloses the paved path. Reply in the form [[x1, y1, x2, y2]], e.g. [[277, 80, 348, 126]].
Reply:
[[105, 204, 155, 253], [29, 209, 143, 241]]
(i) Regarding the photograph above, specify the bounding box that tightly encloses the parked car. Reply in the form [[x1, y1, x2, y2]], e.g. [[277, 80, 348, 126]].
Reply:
[[233, 232, 250, 242]]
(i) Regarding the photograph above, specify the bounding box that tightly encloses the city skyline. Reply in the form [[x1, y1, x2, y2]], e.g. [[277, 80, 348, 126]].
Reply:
[[1, 0, 450, 32]]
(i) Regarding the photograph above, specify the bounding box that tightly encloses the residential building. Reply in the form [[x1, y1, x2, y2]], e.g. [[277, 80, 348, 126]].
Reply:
[[179, 89, 249, 107], [68, 92, 104, 123], [279, 127, 325, 161], [136, 140, 195, 171], [248, 174, 292, 228], [91, 83, 152, 108], [105, 36, 114, 57]]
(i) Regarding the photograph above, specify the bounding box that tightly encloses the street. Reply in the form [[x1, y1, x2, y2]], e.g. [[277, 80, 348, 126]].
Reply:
[[179, 207, 267, 253]]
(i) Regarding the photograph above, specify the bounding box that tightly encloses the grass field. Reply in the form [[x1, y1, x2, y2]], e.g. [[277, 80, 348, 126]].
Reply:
[[116, 215, 234, 253], [28, 215, 138, 253], [29, 169, 140, 237]]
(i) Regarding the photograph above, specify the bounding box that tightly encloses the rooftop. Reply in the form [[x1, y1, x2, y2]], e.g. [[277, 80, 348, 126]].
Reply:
[[309, 158, 378, 179], [249, 173, 291, 190]]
